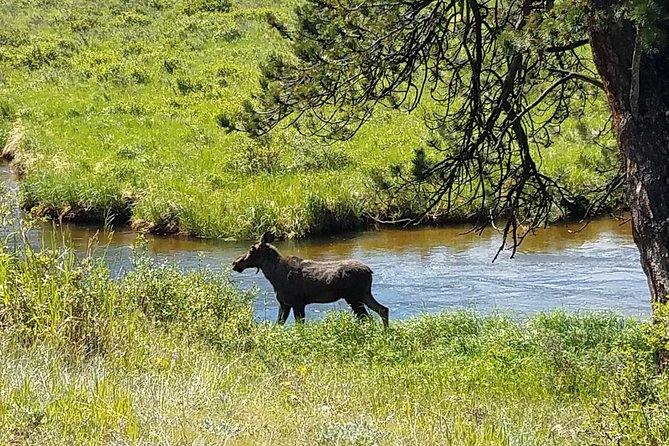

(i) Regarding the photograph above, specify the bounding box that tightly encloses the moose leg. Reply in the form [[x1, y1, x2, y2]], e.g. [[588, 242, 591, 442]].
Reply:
[[350, 302, 370, 320], [362, 293, 389, 328], [276, 303, 291, 325], [293, 305, 306, 324]]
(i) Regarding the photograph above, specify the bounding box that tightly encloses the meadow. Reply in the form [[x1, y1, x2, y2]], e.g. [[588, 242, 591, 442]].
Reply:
[[0, 214, 665, 445], [0, 0, 619, 239], [0, 3, 664, 444]]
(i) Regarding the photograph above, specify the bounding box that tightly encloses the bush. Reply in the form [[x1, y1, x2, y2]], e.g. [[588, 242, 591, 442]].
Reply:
[[0, 98, 16, 122], [182, 0, 232, 15], [174, 74, 206, 94], [585, 303, 669, 445], [588, 349, 669, 445], [18, 38, 78, 70], [0, 246, 124, 355], [0, 226, 256, 355], [122, 249, 256, 347]]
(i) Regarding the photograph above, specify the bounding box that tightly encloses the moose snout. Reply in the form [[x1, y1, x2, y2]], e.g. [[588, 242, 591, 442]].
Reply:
[[232, 255, 246, 272]]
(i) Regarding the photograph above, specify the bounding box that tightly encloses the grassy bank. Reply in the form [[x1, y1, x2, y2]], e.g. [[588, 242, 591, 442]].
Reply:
[[0, 225, 666, 445], [0, 0, 620, 239]]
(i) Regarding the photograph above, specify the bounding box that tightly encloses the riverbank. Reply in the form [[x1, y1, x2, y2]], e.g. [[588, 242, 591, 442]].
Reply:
[[13, 214, 649, 320], [0, 234, 665, 445], [0, 0, 621, 240]]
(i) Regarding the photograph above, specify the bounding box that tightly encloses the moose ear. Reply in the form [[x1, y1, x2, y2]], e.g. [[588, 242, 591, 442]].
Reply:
[[260, 231, 275, 244]]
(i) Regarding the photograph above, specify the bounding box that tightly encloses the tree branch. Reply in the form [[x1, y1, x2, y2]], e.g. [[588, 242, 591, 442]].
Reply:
[[548, 68, 604, 90], [545, 39, 589, 53]]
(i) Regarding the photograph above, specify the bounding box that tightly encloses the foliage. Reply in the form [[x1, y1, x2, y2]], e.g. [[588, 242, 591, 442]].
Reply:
[[585, 301, 669, 445], [123, 240, 256, 344], [614, 0, 669, 52], [0, 187, 254, 355], [0, 0, 619, 239], [0, 241, 254, 352], [589, 348, 669, 445], [0, 219, 665, 444], [235, 0, 624, 253]]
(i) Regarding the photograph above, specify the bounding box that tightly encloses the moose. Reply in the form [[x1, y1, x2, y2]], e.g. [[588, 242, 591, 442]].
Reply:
[[232, 231, 389, 327]]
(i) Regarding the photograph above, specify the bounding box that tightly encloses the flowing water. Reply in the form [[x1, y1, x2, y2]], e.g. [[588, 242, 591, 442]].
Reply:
[[0, 163, 650, 321]]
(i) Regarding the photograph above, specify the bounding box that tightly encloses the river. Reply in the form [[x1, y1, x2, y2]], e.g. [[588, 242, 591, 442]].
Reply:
[[0, 163, 650, 321]]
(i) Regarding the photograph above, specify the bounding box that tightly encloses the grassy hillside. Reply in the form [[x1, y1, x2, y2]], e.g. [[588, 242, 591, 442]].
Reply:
[[0, 0, 619, 239]]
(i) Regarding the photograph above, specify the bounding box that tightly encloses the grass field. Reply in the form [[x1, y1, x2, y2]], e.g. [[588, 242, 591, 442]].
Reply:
[[0, 5, 659, 443], [0, 0, 620, 240], [0, 221, 666, 445]]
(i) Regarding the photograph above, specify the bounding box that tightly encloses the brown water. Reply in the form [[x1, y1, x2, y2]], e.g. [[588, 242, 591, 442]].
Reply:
[[1, 163, 650, 321]]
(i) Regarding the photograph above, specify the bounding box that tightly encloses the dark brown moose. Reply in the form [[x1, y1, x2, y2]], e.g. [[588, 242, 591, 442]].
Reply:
[[232, 231, 389, 327]]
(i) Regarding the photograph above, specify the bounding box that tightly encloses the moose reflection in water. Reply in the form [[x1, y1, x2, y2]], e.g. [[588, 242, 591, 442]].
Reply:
[[232, 231, 389, 326]]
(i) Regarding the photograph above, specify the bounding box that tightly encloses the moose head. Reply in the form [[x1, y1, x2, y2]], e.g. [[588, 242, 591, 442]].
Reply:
[[232, 231, 277, 274]]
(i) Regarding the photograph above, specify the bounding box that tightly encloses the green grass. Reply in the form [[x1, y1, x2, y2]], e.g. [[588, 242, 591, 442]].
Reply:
[[0, 0, 619, 239], [0, 312, 645, 445], [0, 211, 666, 445]]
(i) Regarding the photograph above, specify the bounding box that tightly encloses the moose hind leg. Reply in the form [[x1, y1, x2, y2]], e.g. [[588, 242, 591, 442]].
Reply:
[[362, 293, 389, 327], [277, 303, 291, 325]]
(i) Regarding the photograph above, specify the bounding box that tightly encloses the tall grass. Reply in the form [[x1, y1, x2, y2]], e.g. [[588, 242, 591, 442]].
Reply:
[[0, 0, 619, 239], [0, 213, 666, 444]]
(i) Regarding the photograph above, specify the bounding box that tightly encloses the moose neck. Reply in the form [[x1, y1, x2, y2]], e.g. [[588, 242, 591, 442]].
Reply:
[[258, 245, 287, 288]]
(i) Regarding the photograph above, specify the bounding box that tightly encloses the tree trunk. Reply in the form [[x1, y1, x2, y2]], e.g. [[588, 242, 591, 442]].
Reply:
[[587, 3, 669, 309]]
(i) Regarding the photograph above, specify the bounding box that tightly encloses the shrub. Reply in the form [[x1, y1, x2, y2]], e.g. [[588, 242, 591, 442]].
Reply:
[[588, 348, 669, 445], [0, 201, 256, 354], [17, 37, 78, 70], [0, 246, 125, 355], [182, 0, 232, 16], [174, 75, 206, 94], [0, 98, 15, 122], [122, 247, 256, 347]]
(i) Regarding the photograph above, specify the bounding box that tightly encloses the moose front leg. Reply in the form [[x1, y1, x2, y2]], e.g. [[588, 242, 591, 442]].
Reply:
[[350, 302, 370, 320], [293, 305, 306, 324], [277, 303, 291, 325]]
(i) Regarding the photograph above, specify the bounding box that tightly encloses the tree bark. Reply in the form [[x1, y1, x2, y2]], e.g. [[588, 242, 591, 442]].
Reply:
[[587, 3, 669, 307]]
